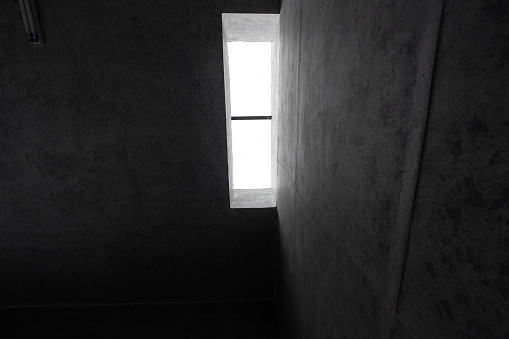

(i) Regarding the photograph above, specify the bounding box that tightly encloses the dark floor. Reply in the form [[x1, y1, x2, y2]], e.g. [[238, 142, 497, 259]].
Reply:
[[0, 300, 281, 339]]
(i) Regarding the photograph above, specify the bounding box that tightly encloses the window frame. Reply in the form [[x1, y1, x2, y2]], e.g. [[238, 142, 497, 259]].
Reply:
[[222, 13, 280, 208]]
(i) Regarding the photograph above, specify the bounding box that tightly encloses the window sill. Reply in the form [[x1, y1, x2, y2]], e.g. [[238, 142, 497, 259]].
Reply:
[[230, 189, 276, 209]]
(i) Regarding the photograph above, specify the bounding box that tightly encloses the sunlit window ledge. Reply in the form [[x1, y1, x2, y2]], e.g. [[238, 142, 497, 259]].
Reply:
[[231, 189, 276, 209]]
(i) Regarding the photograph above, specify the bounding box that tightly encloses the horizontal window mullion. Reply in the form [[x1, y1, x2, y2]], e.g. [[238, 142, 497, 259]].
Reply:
[[231, 116, 272, 120]]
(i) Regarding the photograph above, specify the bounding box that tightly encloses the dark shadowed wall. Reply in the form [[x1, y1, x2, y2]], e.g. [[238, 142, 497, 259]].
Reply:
[[276, 0, 508, 338], [396, 1, 509, 337], [0, 0, 280, 306]]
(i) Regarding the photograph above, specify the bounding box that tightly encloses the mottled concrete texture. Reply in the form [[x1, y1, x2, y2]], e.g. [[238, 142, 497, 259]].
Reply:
[[397, 0, 509, 338], [0, 0, 280, 306], [276, 0, 508, 338], [231, 189, 276, 209], [223, 14, 279, 42]]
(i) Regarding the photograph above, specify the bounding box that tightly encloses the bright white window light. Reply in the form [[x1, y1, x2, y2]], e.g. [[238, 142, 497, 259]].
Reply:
[[228, 42, 272, 189], [232, 119, 271, 188], [228, 42, 272, 117]]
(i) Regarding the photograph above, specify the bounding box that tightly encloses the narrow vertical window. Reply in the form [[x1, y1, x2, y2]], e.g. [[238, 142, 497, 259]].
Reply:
[[222, 14, 279, 208], [229, 42, 272, 189]]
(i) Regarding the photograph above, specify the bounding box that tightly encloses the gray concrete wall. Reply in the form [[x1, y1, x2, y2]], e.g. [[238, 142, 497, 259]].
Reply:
[[276, 0, 508, 338], [0, 0, 280, 306], [397, 1, 509, 337]]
